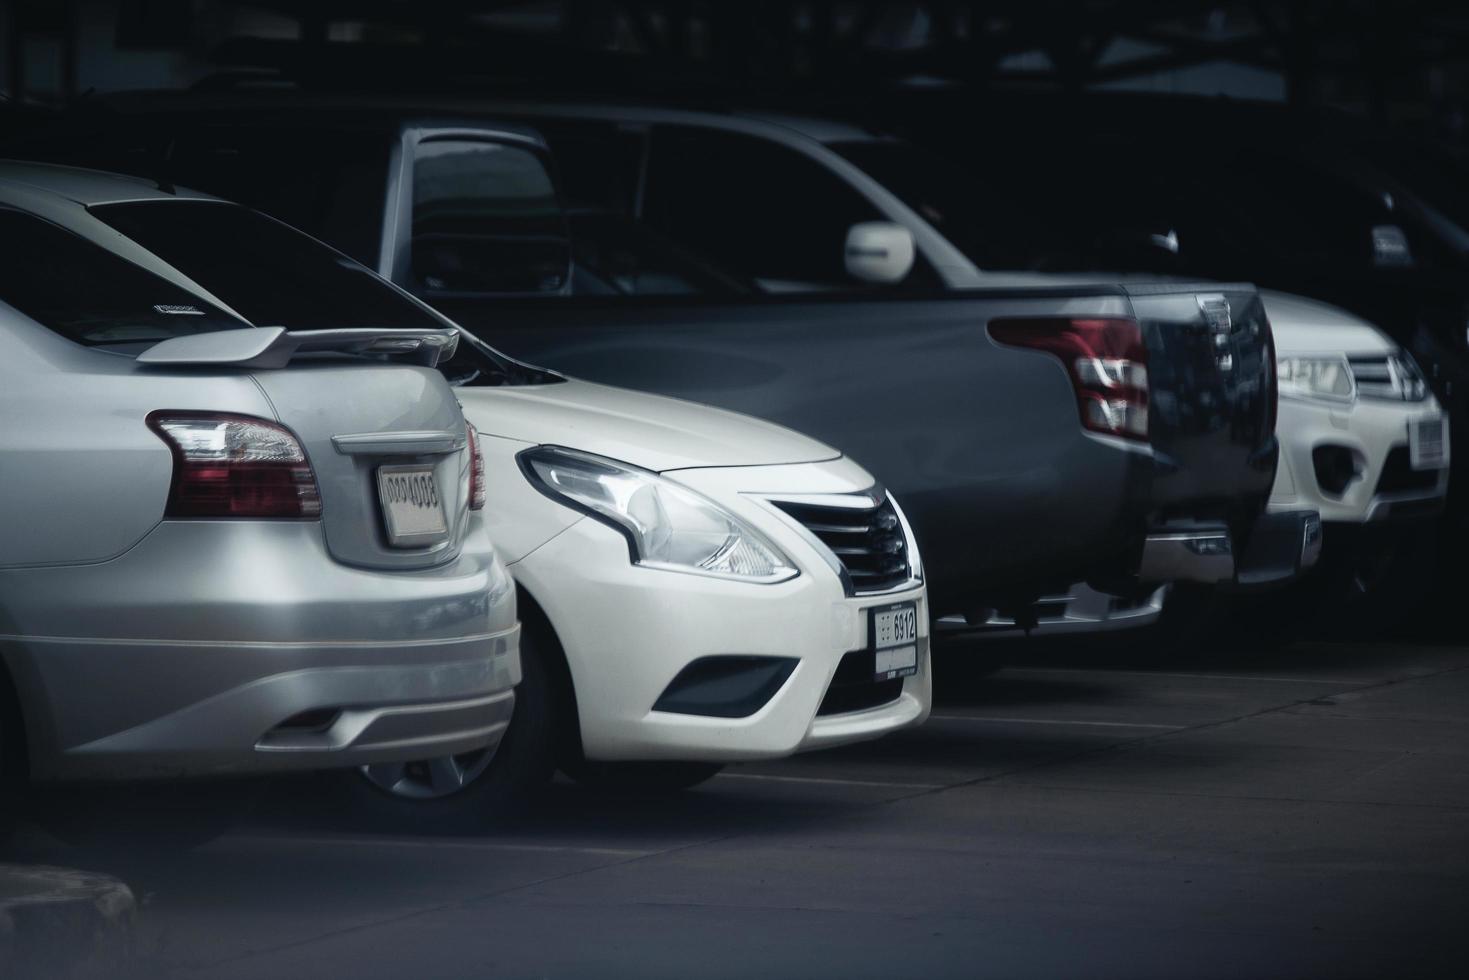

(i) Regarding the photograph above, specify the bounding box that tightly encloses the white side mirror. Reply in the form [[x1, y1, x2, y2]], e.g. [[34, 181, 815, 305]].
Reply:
[[844, 221, 915, 284]]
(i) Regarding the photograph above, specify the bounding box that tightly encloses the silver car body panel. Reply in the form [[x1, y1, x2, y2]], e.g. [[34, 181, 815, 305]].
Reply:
[[0, 162, 519, 780]]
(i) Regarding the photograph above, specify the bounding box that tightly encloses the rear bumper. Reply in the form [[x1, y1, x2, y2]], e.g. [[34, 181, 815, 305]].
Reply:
[[11, 629, 519, 781], [937, 584, 1168, 637], [0, 520, 520, 781], [1139, 510, 1322, 590]]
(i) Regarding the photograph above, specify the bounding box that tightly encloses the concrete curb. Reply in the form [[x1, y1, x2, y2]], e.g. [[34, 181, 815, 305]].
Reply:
[[0, 865, 136, 979]]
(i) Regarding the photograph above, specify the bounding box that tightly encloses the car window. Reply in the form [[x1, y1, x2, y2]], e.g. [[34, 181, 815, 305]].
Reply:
[[0, 208, 244, 347], [409, 138, 570, 296], [643, 126, 896, 292], [90, 200, 447, 331], [568, 211, 751, 297]]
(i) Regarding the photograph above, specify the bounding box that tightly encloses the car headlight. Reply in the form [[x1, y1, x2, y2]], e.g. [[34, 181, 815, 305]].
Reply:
[[1276, 355, 1354, 402], [519, 446, 798, 583]]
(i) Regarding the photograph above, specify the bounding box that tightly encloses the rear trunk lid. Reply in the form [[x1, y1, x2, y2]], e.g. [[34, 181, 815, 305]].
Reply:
[[250, 358, 472, 571], [142, 326, 473, 571]]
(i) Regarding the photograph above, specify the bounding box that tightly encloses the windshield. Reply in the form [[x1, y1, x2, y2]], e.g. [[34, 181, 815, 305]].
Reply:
[[828, 139, 1031, 271], [0, 208, 246, 347]]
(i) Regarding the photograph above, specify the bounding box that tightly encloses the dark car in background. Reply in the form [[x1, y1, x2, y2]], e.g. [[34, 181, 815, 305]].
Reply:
[[860, 92, 1468, 550], [10, 93, 1308, 625]]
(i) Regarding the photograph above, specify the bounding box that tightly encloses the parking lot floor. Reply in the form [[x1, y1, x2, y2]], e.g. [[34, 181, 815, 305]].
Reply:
[[6, 633, 1468, 979]]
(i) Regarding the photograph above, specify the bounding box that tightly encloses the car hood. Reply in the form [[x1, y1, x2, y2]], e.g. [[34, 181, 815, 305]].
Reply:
[[457, 378, 840, 473], [1258, 289, 1396, 355]]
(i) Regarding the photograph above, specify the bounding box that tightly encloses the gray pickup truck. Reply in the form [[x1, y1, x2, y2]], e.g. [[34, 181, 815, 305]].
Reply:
[[20, 96, 1313, 619]]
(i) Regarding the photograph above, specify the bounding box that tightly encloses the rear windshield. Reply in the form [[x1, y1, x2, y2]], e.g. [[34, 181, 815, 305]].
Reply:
[[0, 207, 244, 346], [89, 200, 447, 331]]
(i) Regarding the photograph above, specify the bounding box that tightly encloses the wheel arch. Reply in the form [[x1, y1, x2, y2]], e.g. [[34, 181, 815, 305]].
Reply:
[[513, 583, 585, 764]]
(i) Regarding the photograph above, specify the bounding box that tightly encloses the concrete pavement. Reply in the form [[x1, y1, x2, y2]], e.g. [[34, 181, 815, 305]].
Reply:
[[3, 634, 1466, 978]]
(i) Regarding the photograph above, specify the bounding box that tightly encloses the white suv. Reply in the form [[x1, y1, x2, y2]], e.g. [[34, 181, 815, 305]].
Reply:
[[1267, 290, 1449, 524]]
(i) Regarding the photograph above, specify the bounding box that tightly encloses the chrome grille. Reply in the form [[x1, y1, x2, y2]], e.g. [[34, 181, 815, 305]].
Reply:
[[773, 494, 912, 594], [1348, 353, 1428, 401]]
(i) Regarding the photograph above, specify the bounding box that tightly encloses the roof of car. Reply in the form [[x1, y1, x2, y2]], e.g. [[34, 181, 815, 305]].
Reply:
[[52, 91, 872, 147], [0, 160, 216, 207]]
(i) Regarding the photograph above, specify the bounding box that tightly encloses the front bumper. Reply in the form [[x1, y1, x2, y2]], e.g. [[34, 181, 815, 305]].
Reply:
[[510, 457, 932, 763], [1270, 396, 1449, 524], [0, 521, 520, 781]]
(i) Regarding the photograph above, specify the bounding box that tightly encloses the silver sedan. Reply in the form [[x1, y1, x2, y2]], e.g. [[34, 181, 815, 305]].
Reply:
[[0, 163, 519, 790]]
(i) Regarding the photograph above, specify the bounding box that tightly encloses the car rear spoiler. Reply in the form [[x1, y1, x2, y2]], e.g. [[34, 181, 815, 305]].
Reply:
[[137, 326, 459, 369]]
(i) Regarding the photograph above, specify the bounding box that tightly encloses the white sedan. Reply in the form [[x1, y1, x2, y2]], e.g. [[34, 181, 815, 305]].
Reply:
[[360, 334, 931, 807]]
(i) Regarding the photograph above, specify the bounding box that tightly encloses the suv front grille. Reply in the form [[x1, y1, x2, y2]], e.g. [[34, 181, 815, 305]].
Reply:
[[772, 495, 911, 594], [1348, 354, 1429, 401]]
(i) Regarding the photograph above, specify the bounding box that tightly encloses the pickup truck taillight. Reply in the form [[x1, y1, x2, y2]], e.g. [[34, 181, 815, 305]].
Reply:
[[466, 422, 486, 510], [989, 317, 1150, 442], [147, 412, 322, 518]]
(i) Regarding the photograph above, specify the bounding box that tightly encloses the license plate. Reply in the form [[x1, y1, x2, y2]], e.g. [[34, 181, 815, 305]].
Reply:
[[377, 465, 448, 548], [870, 601, 919, 681], [1409, 417, 1446, 471]]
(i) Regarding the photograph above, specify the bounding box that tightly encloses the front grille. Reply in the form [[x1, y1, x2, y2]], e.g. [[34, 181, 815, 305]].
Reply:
[[1348, 354, 1429, 401], [817, 650, 905, 716], [1376, 446, 1440, 495], [1348, 355, 1397, 399], [773, 495, 911, 594]]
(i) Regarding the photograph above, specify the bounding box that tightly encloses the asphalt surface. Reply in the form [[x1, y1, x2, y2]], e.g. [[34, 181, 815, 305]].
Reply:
[[5, 631, 1468, 979]]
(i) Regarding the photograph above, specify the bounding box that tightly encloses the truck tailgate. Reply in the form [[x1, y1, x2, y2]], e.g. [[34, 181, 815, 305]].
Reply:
[[1126, 282, 1278, 537]]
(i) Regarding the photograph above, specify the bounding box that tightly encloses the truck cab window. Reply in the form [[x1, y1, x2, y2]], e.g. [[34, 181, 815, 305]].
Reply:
[[410, 139, 570, 296], [643, 126, 925, 294]]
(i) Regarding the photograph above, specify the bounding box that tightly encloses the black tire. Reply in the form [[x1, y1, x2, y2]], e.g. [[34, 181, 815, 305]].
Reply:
[[1304, 520, 1439, 639], [347, 611, 560, 830], [562, 759, 725, 794], [0, 659, 27, 843], [0, 707, 13, 843]]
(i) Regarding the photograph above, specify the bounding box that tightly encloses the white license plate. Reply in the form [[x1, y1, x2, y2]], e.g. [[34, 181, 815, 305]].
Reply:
[[1409, 417, 1446, 471], [871, 601, 919, 680], [377, 465, 448, 548]]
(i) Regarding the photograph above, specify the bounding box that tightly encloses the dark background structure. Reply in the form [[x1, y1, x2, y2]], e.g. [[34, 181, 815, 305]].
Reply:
[[5, 2, 1469, 135]]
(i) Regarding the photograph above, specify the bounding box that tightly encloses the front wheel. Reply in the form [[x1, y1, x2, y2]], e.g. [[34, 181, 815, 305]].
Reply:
[[350, 620, 559, 828]]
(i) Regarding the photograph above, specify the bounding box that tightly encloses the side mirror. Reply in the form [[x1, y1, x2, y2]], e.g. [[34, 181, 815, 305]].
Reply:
[[844, 221, 915, 285]]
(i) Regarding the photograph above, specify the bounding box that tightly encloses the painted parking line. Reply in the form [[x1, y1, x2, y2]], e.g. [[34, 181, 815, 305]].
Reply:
[[929, 714, 1179, 729], [716, 772, 945, 790], [1004, 667, 1372, 685]]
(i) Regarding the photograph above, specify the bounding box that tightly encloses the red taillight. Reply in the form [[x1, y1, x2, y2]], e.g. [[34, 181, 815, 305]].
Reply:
[[466, 422, 486, 511], [989, 317, 1150, 442], [147, 412, 322, 518]]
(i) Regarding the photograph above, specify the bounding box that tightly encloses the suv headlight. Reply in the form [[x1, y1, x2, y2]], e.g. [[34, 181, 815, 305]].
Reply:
[[1277, 355, 1354, 402], [519, 446, 798, 583]]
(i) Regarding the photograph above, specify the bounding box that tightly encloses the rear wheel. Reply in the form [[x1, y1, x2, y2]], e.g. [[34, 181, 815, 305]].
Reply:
[[352, 615, 559, 827]]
